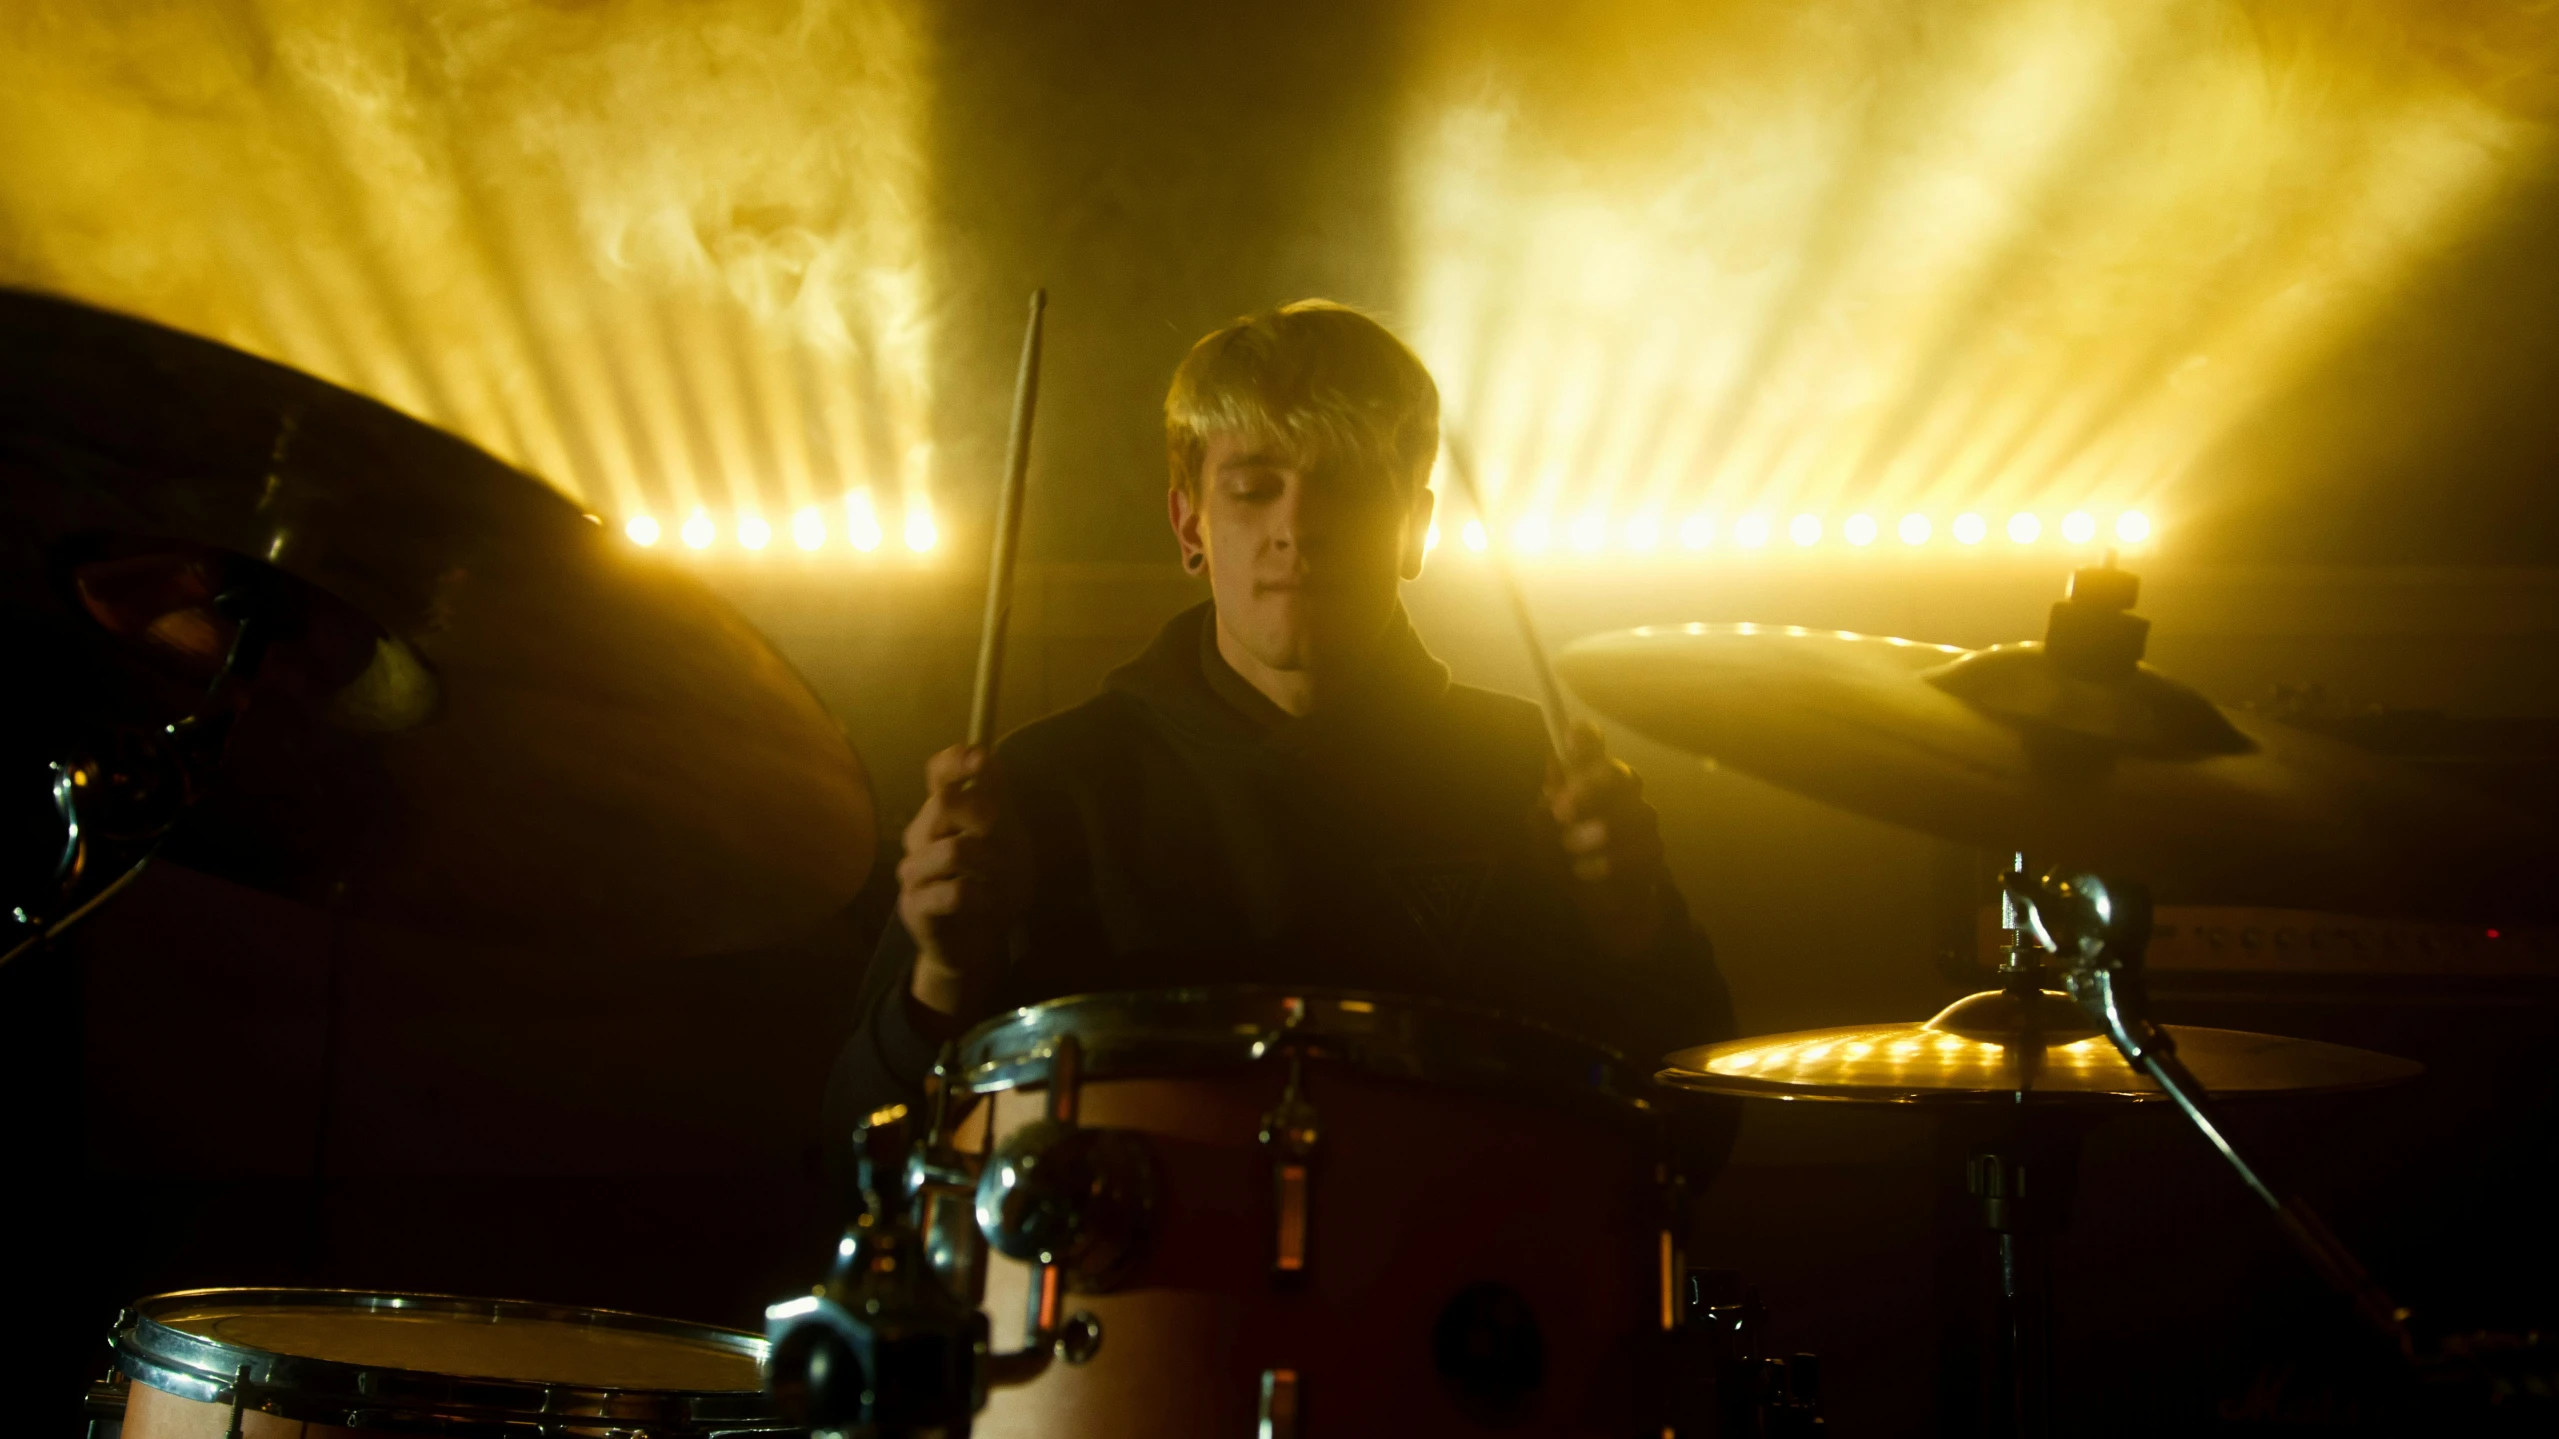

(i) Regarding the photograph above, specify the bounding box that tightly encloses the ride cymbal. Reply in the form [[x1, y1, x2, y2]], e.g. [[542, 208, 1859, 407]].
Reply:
[[1554, 577, 2551, 920], [0, 290, 874, 960]]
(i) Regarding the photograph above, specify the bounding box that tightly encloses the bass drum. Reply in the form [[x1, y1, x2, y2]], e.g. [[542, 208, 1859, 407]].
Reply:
[[951, 987, 1675, 1438], [108, 1288, 794, 1436]]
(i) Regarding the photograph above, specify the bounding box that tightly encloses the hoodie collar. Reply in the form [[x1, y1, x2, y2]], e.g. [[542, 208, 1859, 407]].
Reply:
[[1106, 599, 1450, 748]]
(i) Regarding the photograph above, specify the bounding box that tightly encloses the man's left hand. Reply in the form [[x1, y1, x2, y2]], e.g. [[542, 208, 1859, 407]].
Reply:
[[1546, 719, 1669, 960]]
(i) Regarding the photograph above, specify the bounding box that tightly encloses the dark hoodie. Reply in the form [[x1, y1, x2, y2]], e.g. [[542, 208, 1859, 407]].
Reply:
[[825, 601, 1735, 1164]]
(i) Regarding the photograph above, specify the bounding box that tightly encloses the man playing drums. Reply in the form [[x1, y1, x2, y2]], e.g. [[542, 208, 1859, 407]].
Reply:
[[828, 301, 1732, 1161]]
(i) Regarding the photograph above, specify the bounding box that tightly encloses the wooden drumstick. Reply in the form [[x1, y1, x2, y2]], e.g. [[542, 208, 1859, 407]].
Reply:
[[1441, 432, 1574, 756], [967, 289, 1048, 749]]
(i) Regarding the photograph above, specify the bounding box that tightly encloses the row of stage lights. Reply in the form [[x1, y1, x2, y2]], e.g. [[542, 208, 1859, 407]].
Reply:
[[623, 501, 938, 554], [618, 502, 2152, 557], [1426, 507, 2153, 553]]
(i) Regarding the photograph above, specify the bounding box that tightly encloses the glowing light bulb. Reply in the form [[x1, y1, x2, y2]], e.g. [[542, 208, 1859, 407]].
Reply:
[[1679, 513, 1714, 549], [737, 516, 773, 550], [1424, 522, 1441, 553], [1898, 513, 1930, 545], [1844, 513, 1877, 546], [1626, 514, 1659, 551], [1569, 511, 1607, 552], [844, 491, 883, 552], [2116, 510, 2152, 544], [1952, 512, 1987, 545], [625, 515, 661, 547], [1733, 514, 1770, 549], [904, 504, 937, 553], [1461, 519, 1488, 552], [681, 509, 715, 549], [792, 506, 825, 550], [1515, 515, 1551, 553], [2061, 510, 2097, 544], [2006, 512, 2041, 544], [1788, 513, 1821, 547]]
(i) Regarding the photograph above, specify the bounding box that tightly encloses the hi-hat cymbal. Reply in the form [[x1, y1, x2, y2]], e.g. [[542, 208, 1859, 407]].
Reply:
[[1659, 991, 2423, 1104], [0, 290, 874, 960], [1554, 619, 2550, 920]]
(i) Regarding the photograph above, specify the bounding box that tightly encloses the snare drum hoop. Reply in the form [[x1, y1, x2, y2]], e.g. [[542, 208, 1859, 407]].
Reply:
[[112, 1288, 793, 1435], [955, 985, 1656, 1117]]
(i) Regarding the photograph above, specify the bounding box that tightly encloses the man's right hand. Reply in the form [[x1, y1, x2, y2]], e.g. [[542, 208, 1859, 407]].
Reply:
[[897, 743, 1028, 1026]]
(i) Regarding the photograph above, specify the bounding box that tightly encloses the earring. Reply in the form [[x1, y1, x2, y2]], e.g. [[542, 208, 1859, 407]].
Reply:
[[1184, 551, 1204, 573]]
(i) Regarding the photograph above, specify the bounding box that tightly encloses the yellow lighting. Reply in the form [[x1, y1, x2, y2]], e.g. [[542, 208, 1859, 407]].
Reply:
[[1679, 513, 1714, 550], [2117, 510, 2153, 544], [737, 515, 772, 550], [681, 509, 715, 550], [903, 504, 937, 553], [1462, 519, 1489, 552], [1788, 513, 1821, 547], [625, 515, 661, 547], [1516, 515, 1551, 552], [0, 8, 942, 550], [792, 507, 826, 550], [2061, 510, 2098, 544], [1844, 513, 1877, 547], [1569, 511, 1607, 551], [1733, 514, 1770, 549], [2006, 512, 2041, 544], [1424, 521, 1441, 552], [1401, 6, 2531, 567], [1626, 514, 1659, 551], [1952, 513, 1987, 546], [845, 492, 884, 553], [1898, 514, 1931, 546]]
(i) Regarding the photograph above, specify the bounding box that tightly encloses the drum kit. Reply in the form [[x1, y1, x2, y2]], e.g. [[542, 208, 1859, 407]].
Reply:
[[8, 288, 2548, 1436]]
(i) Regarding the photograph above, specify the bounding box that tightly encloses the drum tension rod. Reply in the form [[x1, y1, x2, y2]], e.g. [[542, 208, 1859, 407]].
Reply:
[[1259, 1005, 1323, 1282]]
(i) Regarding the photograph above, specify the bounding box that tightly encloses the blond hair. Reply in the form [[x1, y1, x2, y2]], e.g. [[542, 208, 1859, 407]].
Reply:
[[1164, 300, 1440, 499]]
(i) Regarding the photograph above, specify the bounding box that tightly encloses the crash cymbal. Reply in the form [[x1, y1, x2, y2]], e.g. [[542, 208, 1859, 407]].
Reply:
[[1553, 565, 2551, 920], [0, 290, 874, 960], [1658, 989, 2423, 1104]]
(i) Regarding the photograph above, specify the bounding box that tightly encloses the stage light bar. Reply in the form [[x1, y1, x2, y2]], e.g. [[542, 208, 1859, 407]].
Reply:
[[616, 503, 2156, 561]]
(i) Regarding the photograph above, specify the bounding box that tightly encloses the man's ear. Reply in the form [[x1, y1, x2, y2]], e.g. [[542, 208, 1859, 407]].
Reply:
[[1398, 485, 1437, 581], [1167, 484, 1207, 572]]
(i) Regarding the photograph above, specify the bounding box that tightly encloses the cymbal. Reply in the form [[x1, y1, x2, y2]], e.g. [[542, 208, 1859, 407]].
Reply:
[[1553, 618, 2550, 920], [1659, 991, 2423, 1104], [0, 290, 874, 960]]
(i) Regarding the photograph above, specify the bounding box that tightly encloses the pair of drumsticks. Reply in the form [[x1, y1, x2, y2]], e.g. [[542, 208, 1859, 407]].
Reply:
[[965, 294, 1568, 754]]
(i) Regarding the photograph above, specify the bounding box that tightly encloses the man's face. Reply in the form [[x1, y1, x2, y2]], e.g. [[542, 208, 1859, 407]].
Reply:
[[1170, 432, 1434, 677]]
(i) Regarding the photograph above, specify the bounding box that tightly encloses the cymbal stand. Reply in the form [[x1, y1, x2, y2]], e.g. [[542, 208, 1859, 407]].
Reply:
[[2005, 869, 2414, 1355], [1946, 853, 2085, 1439]]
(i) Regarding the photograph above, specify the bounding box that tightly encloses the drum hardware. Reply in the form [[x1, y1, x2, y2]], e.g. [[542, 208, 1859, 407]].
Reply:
[[769, 1082, 1118, 1435], [1257, 1042, 1322, 1279], [973, 1034, 1159, 1297], [1657, 848, 2426, 1435], [4, 565, 277, 967], [1665, 1268, 1826, 1436], [912, 1059, 991, 1312], [767, 1104, 993, 1437], [1257, 1366, 1302, 1439], [2005, 865, 2415, 1353]]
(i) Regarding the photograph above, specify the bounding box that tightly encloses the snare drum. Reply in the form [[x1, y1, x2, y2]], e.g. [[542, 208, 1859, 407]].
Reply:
[[108, 1289, 794, 1436], [950, 987, 1675, 1438]]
